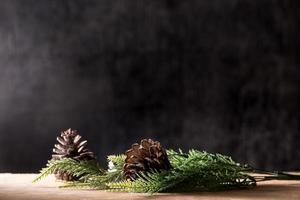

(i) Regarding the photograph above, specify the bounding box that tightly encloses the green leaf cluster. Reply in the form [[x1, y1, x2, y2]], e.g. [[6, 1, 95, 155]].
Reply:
[[107, 149, 256, 193], [33, 150, 256, 193], [33, 149, 300, 193], [33, 158, 103, 183]]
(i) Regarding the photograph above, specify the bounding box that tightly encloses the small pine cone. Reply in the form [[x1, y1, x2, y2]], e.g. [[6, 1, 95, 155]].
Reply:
[[123, 139, 172, 180], [51, 128, 96, 181]]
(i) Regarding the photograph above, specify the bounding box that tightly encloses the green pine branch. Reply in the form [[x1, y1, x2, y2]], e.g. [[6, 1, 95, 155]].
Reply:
[[34, 149, 300, 194], [61, 154, 127, 189], [33, 158, 103, 183], [106, 154, 126, 182], [60, 175, 109, 189], [107, 154, 126, 166], [107, 150, 256, 193]]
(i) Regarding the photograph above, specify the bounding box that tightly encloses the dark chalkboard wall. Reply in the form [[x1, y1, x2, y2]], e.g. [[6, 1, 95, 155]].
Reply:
[[0, 0, 299, 172]]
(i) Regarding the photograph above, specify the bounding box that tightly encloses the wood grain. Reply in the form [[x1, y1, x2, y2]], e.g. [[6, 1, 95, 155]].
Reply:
[[0, 174, 300, 200]]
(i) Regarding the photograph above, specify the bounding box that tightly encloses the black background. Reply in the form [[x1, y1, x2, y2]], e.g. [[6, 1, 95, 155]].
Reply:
[[0, 0, 299, 172]]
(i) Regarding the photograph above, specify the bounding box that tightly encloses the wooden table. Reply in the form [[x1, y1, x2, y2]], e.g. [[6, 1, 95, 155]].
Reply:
[[0, 174, 300, 200]]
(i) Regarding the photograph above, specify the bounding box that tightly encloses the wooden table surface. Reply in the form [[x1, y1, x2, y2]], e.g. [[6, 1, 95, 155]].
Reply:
[[0, 174, 300, 200]]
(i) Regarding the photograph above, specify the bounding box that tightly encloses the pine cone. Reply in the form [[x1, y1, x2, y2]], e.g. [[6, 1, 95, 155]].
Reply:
[[123, 139, 172, 180], [52, 128, 96, 181]]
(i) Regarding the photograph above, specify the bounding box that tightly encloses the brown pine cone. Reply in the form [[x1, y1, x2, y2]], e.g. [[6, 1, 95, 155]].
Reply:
[[51, 128, 96, 181], [123, 139, 172, 180]]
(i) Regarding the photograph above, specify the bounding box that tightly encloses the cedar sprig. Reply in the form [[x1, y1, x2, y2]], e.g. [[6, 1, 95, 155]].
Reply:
[[33, 150, 255, 192], [107, 154, 126, 167], [107, 149, 256, 193], [34, 149, 300, 193], [34, 155, 126, 189], [33, 158, 103, 183], [58, 155, 126, 189]]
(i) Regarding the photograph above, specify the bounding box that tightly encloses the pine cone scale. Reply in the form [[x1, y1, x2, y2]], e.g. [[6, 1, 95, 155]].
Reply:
[[53, 148, 64, 154], [57, 137, 67, 145], [54, 144, 64, 150], [52, 154, 63, 160], [77, 145, 85, 153], [73, 135, 82, 144]]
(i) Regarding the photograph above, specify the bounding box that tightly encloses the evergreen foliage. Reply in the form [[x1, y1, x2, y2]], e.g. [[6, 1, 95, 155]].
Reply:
[[33, 158, 103, 183], [107, 149, 256, 193], [33, 149, 300, 193]]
